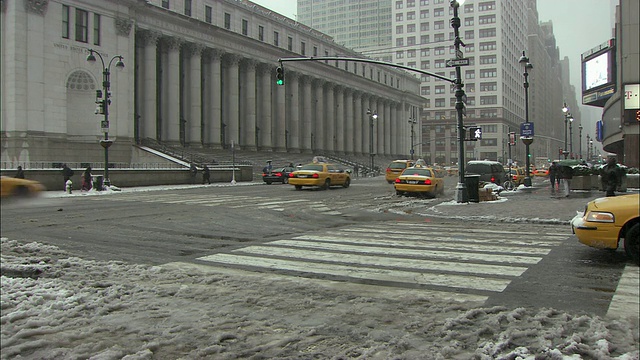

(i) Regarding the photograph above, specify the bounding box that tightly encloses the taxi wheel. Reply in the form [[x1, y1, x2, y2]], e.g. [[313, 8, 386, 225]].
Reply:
[[387, 180, 393, 184], [266, 181, 272, 185], [322, 179, 330, 190], [283, 177, 289, 184], [395, 190, 404, 196], [294, 185, 302, 190], [342, 178, 350, 188], [624, 223, 639, 265], [13, 186, 30, 197]]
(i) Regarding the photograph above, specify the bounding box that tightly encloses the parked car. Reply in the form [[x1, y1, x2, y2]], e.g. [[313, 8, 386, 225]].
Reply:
[[0, 176, 46, 198], [394, 165, 445, 198], [466, 160, 506, 185], [262, 166, 295, 184], [288, 163, 351, 190], [385, 160, 416, 184], [571, 193, 639, 265]]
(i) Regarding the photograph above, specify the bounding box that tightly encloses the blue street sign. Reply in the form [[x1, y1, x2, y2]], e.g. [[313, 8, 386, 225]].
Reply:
[[520, 122, 534, 137]]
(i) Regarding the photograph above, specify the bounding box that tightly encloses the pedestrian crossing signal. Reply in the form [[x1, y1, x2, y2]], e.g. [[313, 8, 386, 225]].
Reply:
[[468, 126, 482, 141], [275, 66, 284, 85]]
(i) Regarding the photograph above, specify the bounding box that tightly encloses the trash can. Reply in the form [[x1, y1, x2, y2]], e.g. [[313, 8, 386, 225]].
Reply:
[[464, 174, 481, 203], [93, 175, 104, 191]]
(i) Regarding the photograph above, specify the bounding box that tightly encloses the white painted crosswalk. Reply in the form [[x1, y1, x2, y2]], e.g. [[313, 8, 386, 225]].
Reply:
[[197, 223, 568, 302], [96, 193, 343, 215]]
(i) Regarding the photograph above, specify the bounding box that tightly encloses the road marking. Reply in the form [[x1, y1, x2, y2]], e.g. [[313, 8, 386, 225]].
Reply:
[[607, 265, 640, 325]]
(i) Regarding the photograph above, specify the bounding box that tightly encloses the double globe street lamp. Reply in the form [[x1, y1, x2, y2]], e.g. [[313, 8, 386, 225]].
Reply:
[[86, 49, 125, 188], [562, 103, 573, 159], [518, 51, 534, 187], [366, 109, 378, 172], [408, 117, 417, 160]]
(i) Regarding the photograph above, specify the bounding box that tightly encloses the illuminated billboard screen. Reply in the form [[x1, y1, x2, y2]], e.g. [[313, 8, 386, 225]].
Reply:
[[581, 39, 616, 107], [583, 52, 610, 91]]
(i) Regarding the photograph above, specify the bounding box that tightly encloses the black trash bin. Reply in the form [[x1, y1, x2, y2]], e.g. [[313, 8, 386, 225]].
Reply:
[[93, 175, 104, 191], [464, 174, 481, 203]]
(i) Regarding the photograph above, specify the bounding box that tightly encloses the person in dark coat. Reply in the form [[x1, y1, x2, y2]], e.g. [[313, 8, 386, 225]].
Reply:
[[601, 156, 622, 197], [62, 164, 74, 191], [82, 167, 93, 191], [15, 166, 25, 179], [202, 165, 210, 184], [190, 163, 198, 184], [548, 162, 557, 192]]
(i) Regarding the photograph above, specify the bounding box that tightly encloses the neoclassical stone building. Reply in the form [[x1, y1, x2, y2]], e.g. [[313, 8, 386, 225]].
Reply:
[[1, 0, 423, 167]]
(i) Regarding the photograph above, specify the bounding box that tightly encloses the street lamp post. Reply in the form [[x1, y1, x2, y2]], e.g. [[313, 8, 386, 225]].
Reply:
[[569, 117, 574, 158], [367, 109, 378, 173], [578, 124, 583, 160], [518, 51, 534, 187], [450, 0, 468, 202], [562, 103, 571, 159], [87, 49, 124, 188], [408, 117, 417, 160], [586, 134, 591, 161]]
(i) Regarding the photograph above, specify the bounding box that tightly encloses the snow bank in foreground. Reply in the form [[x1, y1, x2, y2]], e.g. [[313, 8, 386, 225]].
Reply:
[[1, 238, 638, 359]]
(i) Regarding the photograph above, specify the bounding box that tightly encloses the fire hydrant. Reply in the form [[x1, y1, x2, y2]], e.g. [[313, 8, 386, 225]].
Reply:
[[65, 179, 73, 194]]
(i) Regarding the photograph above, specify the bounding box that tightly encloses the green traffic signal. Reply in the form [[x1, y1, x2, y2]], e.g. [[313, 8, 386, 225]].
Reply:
[[275, 66, 284, 85]]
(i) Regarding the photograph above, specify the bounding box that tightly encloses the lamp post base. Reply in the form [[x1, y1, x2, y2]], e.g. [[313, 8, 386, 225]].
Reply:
[[523, 176, 532, 187], [455, 182, 468, 203]]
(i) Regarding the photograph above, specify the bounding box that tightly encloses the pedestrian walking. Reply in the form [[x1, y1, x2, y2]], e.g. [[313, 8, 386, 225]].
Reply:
[[61, 164, 74, 191], [82, 166, 93, 191], [557, 164, 571, 197], [202, 165, 210, 184], [548, 161, 558, 193], [354, 164, 359, 178], [601, 156, 622, 197], [190, 163, 198, 184], [15, 166, 24, 179]]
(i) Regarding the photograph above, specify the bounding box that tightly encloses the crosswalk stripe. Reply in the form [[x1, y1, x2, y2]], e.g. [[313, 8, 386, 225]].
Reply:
[[293, 235, 551, 256], [269, 239, 542, 265], [198, 253, 511, 292], [607, 265, 640, 322], [345, 226, 568, 240], [234, 245, 528, 277], [325, 230, 563, 247]]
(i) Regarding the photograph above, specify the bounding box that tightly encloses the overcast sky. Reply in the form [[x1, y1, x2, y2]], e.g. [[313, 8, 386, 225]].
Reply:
[[251, 0, 618, 146]]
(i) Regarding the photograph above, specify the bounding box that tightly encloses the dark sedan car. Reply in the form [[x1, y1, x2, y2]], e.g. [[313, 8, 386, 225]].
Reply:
[[262, 166, 295, 184]]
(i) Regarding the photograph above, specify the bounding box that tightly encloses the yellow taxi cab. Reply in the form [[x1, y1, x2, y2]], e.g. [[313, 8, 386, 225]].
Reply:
[[505, 166, 526, 185], [288, 163, 351, 190], [393, 164, 445, 198], [571, 193, 639, 265], [385, 160, 415, 183], [0, 176, 46, 198]]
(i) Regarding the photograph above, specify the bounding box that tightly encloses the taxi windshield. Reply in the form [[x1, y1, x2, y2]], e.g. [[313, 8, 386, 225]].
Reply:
[[403, 169, 432, 177]]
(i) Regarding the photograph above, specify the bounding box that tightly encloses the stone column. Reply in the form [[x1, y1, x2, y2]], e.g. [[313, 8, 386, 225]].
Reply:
[[258, 64, 273, 149], [390, 102, 398, 156], [370, 97, 378, 159], [224, 54, 240, 148], [345, 88, 354, 154], [165, 36, 182, 144], [242, 59, 257, 150], [313, 79, 325, 153], [384, 100, 391, 156], [335, 86, 344, 153], [287, 72, 300, 152], [353, 91, 363, 155], [362, 94, 371, 156], [138, 30, 159, 141], [325, 83, 335, 152], [301, 76, 313, 153], [204, 49, 222, 148], [186, 43, 204, 147]]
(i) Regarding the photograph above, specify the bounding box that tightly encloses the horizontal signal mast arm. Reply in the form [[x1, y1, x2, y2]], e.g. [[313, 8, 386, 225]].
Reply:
[[277, 56, 455, 84]]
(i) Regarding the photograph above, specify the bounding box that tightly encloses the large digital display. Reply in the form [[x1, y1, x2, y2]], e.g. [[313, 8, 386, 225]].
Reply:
[[584, 52, 610, 91], [581, 39, 616, 107]]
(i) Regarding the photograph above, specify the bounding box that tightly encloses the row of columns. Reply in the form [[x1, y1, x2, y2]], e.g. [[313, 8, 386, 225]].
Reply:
[[135, 30, 416, 157]]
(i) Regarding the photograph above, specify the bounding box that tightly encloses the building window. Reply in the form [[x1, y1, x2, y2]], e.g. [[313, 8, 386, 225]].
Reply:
[[274, 31, 279, 46], [480, 82, 497, 91], [480, 69, 497, 78], [479, 28, 496, 38], [434, 8, 444, 17], [258, 25, 264, 41], [62, 5, 70, 39], [435, 60, 445, 69], [479, 41, 496, 51], [479, 55, 497, 64], [313, 46, 318, 56], [396, 13, 403, 21], [479, 14, 496, 24], [420, 60, 430, 69], [93, 14, 100, 46], [205, 6, 212, 23], [408, 49, 416, 57], [478, 1, 496, 11], [420, 35, 429, 44], [396, 38, 404, 47], [421, 48, 430, 57], [162, 0, 169, 9], [242, 19, 248, 35], [184, 0, 192, 16], [434, 20, 445, 30], [434, 34, 444, 42], [224, 13, 231, 29], [287, 36, 293, 51], [464, 30, 474, 40], [75, 8, 89, 43], [435, 98, 445, 107], [464, 17, 474, 26], [407, 11, 416, 20], [420, 22, 429, 31], [464, 4, 473, 13], [480, 95, 497, 105], [465, 70, 475, 79], [434, 47, 445, 55], [421, 86, 431, 96], [420, 0, 429, 5], [396, 25, 404, 34], [396, 51, 404, 59], [395, 1, 403, 9], [435, 85, 445, 94], [301, 41, 306, 55], [420, 10, 429, 19], [407, 37, 416, 46]]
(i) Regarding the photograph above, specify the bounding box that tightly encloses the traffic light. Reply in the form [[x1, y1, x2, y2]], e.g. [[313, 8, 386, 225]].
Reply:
[[275, 66, 284, 85]]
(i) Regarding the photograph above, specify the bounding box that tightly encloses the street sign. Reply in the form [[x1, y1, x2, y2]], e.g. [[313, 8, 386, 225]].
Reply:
[[455, 49, 464, 59], [446, 58, 470, 67], [101, 120, 109, 132], [520, 122, 534, 137], [508, 132, 516, 146]]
